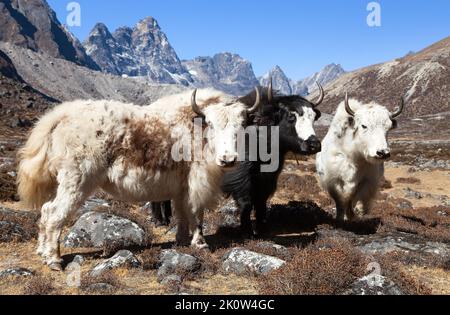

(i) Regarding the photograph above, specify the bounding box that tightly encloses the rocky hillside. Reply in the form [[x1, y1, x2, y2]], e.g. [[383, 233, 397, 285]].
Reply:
[[259, 64, 345, 96], [259, 66, 292, 95], [0, 0, 98, 70], [311, 36, 450, 118], [293, 63, 346, 95], [0, 42, 185, 105], [0, 49, 22, 81], [83, 18, 193, 86], [182, 53, 260, 95]]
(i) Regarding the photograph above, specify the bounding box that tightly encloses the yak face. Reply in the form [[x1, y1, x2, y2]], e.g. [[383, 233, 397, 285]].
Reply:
[[276, 96, 322, 155], [190, 88, 262, 168], [347, 104, 396, 164], [202, 103, 248, 167]]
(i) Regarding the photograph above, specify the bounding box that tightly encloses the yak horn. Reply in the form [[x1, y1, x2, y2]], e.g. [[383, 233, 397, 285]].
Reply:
[[191, 89, 205, 118], [311, 82, 324, 107], [390, 97, 405, 119], [247, 87, 261, 114], [344, 92, 355, 117]]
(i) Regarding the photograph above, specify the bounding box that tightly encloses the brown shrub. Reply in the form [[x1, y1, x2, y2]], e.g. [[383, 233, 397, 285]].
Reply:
[[376, 252, 432, 295], [0, 169, 17, 201], [0, 208, 39, 242], [379, 177, 393, 190], [139, 247, 162, 270], [80, 271, 120, 294], [372, 202, 450, 243], [276, 174, 321, 201], [23, 275, 55, 295], [244, 240, 293, 261], [396, 177, 421, 185], [259, 238, 367, 295], [175, 247, 219, 276]]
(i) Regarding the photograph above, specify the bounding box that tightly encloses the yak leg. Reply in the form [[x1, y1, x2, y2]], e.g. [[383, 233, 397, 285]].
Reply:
[[190, 207, 208, 249], [236, 195, 253, 236], [41, 168, 93, 271], [254, 198, 268, 236], [161, 200, 172, 225], [150, 202, 164, 226], [172, 197, 190, 246]]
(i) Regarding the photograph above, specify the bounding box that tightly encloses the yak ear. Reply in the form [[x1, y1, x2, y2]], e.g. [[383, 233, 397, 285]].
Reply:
[[391, 119, 398, 129], [348, 116, 355, 127]]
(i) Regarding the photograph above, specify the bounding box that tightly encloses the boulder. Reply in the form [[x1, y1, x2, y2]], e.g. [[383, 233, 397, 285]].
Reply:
[[63, 212, 145, 249], [90, 250, 141, 276], [345, 275, 403, 295], [157, 250, 200, 282], [0, 267, 34, 278], [222, 248, 285, 275]]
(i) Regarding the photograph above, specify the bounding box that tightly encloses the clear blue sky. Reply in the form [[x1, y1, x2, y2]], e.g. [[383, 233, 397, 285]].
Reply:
[[47, 0, 450, 80]]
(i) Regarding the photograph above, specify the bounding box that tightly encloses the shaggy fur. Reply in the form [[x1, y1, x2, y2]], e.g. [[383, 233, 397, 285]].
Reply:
[[316, 98, 397, 221], [17, 89, 250, 269]]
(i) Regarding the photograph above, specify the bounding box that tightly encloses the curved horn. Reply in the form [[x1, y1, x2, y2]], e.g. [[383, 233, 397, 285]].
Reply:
[[247, 87, 261, 114], [312, 81, 324, 107], [268, 77, 274, 103], [390, 97, 405, 119], [345, 92, 355, 117], [191, 89, 205, 118]]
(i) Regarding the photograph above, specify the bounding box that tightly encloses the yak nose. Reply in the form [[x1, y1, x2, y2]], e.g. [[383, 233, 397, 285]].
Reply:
[[307, 136, 321, 152], [219, 154, 237, 167], [376, 150, 391, 159]]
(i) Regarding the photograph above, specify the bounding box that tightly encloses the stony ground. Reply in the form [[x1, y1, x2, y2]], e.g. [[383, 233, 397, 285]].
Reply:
[[0, 113, 449, 295]]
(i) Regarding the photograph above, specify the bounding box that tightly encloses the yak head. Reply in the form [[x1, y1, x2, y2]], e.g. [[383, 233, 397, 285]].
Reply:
[[342, 93, 404, 164], [190, 88, 262, 168], [246, 80, 324, 155]]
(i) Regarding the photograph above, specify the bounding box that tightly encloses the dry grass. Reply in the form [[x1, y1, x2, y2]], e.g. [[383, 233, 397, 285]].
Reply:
[[138, 247, 162, 271], [276, 174, 321, 201], [258, 238, 367, 295], [372, 202, 450, 243], [0, 208, 39, 242], [396, 177, 422, 185], [80, 271, 121, 294], [376, 252, 433, 295], [23, 274, 55, 295]]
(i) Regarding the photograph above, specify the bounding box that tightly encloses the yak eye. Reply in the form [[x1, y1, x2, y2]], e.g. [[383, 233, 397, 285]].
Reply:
[[288, 114, 296, 123], [361, 125, 368, 129]]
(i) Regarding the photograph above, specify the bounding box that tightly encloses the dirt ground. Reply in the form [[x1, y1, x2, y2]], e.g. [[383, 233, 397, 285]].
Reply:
[[0, 117, 449, 295]]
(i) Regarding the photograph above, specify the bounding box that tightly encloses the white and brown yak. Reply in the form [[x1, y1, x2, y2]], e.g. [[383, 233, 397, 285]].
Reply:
[[17, 88, 261, 270]]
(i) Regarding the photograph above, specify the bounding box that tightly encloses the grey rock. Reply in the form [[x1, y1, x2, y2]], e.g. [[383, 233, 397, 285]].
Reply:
[[0, 267, 34, 278], [87, 283, 115, 292], [218, 200, 240, 229], [222, 248, 285, 275], [346, 275, 403, 295], [404, 187, 424, 199], [63, 212, 146, 249], [90, 250, 141, 276], [157, 250, 200, 282], [72, 255, 85, 266], [358, 233, 449, 258], [160, 274, 182, 285]]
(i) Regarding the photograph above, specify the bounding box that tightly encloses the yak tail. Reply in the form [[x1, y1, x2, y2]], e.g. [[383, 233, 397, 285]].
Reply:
[[17, 110, 61, 210]]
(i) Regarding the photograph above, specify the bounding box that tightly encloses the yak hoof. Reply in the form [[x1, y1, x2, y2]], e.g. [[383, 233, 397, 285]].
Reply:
[[48, 262, 63, 272]]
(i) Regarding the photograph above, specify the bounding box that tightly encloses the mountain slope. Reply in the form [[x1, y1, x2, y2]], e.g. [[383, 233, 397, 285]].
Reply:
[[183, 53, 260, 95], [293, 63, 346, 95], [311, 36, 450, 118], [259, 66, 292, 95], [0, 0, 99, 70], [0, 42, 185, 105], [83, 18, 193, 86]]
